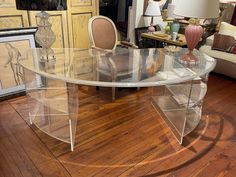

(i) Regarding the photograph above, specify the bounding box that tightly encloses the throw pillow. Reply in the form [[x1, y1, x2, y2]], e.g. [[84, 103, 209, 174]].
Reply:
[[212, 33, 235, 52], [219, 22, 236, 39], [229, 44, 236, 54]]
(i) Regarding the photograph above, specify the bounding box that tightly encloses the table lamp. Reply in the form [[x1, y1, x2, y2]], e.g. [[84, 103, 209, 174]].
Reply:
[[167, 3, 177, 19], [15, 0, 67, 61], [145, 0, 161, 33], [174, 0, 219, 62]]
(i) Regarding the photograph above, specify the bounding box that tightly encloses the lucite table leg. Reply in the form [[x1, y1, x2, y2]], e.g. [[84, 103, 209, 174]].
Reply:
[[23, 68, 79, 151], [66, 83, 79, 151], [152, 78, 207, 144]]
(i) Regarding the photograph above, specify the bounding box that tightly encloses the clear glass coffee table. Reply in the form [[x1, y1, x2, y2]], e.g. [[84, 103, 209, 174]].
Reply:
[[19, 48, 216, 151]]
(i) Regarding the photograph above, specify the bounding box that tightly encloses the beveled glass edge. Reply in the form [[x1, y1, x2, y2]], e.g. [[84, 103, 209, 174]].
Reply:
[[19, 48, 217, 88]]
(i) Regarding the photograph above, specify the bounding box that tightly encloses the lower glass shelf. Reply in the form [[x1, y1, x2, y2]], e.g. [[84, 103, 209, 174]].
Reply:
[[152, 95, 202, 144]]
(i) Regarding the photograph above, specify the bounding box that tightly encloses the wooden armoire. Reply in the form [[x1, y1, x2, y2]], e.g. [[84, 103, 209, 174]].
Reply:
[[0, 0, 99, 48]]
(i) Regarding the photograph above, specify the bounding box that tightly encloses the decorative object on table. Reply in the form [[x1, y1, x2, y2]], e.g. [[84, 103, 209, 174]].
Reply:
[[144, 0, 161, 33], [165, 22, 171, 34], [166, 3, 181, 35], [174, 0, 219, 63], [164, 45, 181, 53], [171, 32, 178, 41], [0, 27, 37, 99], [15, 0, 67, 61], [170, 19, 180, 34]]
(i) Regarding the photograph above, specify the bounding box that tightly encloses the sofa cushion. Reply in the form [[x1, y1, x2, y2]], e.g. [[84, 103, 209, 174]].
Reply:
[[199, 45, 236, 64], [229, 43, 236, 54], [219, 22, 236, 39], [212, 33, 235, 52]]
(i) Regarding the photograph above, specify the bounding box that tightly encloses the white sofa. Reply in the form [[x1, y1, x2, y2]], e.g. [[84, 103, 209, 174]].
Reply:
[[199, 23, 236, 79]]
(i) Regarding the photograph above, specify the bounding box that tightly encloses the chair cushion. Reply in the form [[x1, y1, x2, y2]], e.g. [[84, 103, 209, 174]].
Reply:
[[92, 18, 116, 50]]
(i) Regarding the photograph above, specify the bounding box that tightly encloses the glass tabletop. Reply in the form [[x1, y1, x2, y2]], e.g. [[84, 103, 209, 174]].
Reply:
[[19, 48, 216, 87]]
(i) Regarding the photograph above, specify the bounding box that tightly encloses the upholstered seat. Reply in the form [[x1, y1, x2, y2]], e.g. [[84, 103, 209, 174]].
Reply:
[[88, 15, 138, 100]]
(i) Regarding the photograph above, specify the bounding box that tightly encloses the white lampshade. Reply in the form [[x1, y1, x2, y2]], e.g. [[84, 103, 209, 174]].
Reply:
[[174, 0, 219, 19], [167, 3, 184, 19], [167, 4, 175, 18], [167, 4, 177, 18], [145, 0, 161, 17]]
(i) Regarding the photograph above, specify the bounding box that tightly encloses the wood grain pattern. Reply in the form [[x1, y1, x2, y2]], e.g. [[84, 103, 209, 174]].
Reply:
[[67, 0, 98, 48], [1, 73, 236, 177], [0, 9, 29, 29], [0, 0, 16, 8]]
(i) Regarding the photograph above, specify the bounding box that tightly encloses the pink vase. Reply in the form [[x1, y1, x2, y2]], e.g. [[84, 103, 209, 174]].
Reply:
[[182, 24, 204, 62]]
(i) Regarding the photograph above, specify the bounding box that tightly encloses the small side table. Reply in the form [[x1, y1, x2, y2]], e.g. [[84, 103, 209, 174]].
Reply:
[[141, 32, 187, 48]]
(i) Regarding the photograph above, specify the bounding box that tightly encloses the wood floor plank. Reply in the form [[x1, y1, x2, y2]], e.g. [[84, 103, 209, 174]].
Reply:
[[0, 101, 71, 177], [1, 73, 236, 177]]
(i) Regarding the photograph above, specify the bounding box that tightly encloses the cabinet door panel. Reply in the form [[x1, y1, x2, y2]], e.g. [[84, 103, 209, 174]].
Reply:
[[0, 10, 29, 29], [0, 0, 16, 8], [68, 0, 98, 48], [71, 0, 92, 7], [0, 0, 29, 29], [70, 13, 92, 48]]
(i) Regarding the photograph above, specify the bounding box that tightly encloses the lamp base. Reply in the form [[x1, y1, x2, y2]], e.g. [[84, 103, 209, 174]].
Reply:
[[148, 16, 155, 33], [181, 51, 197, 61], [148, 25, 156, 33], [39, 48, 56, 62], [180, 51, 199, 65]]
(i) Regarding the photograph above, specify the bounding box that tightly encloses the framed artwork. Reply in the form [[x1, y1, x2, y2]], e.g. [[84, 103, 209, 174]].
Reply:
[[0, 27, 37, 98]]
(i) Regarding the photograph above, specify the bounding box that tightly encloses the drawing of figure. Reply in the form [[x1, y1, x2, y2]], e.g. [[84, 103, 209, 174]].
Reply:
[[3, 43, 24, 86]]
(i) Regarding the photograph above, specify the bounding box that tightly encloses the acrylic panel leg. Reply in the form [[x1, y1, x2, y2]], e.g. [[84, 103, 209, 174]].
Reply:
[[67, 83, 79, 151], [183, 75, 208, 136], [151, 81, 195, 144], [23, 68, 79, 151]]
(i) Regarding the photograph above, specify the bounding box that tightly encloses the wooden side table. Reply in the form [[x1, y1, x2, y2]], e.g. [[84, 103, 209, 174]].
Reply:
[[141, 33, 187, 48]]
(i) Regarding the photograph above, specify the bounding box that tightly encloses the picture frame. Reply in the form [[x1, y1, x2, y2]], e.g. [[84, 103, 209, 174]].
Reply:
[[0, 27, 37, 99]]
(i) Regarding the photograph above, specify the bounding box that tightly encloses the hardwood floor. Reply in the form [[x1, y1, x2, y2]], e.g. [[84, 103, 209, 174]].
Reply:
[[0, 73, 236, 177]]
